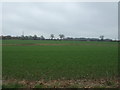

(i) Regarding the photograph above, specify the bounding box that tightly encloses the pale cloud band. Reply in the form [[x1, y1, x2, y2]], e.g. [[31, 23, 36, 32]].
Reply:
[[1, 0, 119, 2]]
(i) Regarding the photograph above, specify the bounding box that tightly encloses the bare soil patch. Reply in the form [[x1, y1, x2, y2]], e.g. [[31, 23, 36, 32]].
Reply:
[[2, 78, 120, 88], [2, 43, 77, 46], [1, 43, 117, 47]]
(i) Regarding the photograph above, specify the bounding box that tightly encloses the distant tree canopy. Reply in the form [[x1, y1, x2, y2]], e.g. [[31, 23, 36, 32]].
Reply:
[[59, 34, 65, 40], [1, 34, 116, 42], [40, 35, 45, 40], [99, 35, 104, 41], [50, 34, 54, 39], [33, 35, 37, 40]]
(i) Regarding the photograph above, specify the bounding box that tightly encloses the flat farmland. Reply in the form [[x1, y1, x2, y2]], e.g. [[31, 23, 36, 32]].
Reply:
[[2, 40, 119, 88]]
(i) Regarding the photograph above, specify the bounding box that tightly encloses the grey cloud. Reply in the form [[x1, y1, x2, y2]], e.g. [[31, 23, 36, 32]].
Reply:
[[2, 2, 118, 39]]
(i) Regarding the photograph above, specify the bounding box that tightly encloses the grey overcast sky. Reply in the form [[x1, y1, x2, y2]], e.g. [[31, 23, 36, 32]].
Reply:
[[2, 2, 118, 39]]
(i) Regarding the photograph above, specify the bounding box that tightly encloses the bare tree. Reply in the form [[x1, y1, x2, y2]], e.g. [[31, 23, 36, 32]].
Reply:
[[50, 34, 54, 40], [99, 35, 104, 41], [59, 34, 65, 40]]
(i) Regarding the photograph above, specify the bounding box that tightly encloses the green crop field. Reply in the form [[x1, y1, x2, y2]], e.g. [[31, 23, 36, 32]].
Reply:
[[2, 40, 119, 88]]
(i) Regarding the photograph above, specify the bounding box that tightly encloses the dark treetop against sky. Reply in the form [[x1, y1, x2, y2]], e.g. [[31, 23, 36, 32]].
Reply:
[[2, 2, 118, 39]]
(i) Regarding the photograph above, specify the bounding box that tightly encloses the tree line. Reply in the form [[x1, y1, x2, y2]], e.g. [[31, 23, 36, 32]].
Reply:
[[1, 34, 65, 40], [0, 34, 117, 42]]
